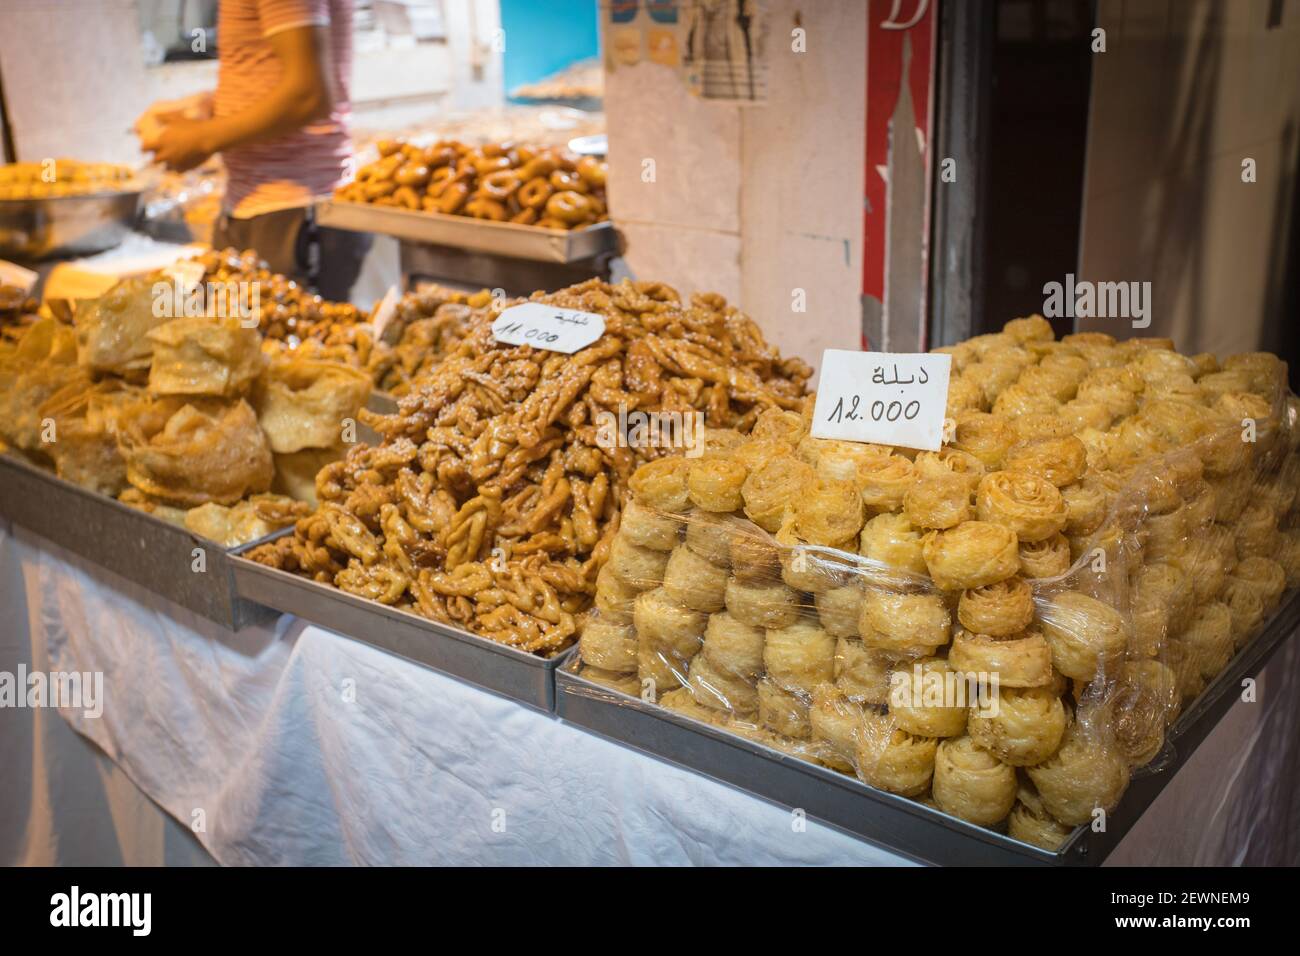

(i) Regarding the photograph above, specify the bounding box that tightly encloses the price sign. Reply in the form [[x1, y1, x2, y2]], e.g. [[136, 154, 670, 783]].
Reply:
[[810, 349, 952, 451], [369, 285, 402, 343], [491, 302, 606, 354]]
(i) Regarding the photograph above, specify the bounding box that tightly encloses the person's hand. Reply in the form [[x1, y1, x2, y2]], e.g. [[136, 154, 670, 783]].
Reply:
[[144, 117, 217, 172], [134, 92, 213, 134]]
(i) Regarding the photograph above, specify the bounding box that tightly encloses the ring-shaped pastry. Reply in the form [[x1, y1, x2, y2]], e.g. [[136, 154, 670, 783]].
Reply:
[[517, 176, 553, 210], [544, 189, 592, 225], [479, 169, 519, 201]]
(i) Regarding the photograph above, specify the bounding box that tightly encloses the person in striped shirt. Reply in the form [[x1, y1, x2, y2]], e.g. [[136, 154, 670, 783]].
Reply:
[[138, 0, 370, 300]]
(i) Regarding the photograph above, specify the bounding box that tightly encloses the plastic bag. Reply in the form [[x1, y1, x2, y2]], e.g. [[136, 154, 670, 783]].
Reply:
[[567, 328, 1300, 851]]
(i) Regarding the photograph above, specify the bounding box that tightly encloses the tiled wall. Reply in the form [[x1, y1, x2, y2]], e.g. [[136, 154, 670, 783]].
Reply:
[[1078, 0, 1300, 356]]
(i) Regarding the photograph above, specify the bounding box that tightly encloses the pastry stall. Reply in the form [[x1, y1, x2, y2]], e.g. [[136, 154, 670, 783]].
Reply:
[[1, 0, 1298, 879]]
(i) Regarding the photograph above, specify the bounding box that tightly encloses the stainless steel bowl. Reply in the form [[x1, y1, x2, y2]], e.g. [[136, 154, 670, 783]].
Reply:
[[0, 189, 142, 260]]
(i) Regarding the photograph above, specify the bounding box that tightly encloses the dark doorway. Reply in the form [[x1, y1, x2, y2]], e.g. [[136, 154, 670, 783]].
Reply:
[[981, 0, 1095, 336]]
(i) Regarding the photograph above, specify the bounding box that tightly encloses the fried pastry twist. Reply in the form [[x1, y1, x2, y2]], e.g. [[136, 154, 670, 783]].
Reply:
[[248, 279, 811, 654]]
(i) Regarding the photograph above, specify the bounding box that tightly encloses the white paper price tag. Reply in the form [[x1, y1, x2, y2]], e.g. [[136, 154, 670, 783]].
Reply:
[[369, 284, 402, 343], [0, 259, 39, 295], [811, 349, 952, 452], [491, 302, 606, 354]]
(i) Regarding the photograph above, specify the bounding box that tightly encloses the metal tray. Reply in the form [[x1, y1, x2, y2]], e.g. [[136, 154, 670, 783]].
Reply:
[[556, 589, 1300, 866], [315, 199, 617, 263], [0, 451, 274, 629], [228, 541, 567, 711], [0, 190, 142, 260], [366, 390, 399, 415]]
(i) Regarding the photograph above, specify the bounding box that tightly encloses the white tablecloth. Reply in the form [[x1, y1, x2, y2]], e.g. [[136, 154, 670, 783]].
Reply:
[[2, 518, 1297, 866]]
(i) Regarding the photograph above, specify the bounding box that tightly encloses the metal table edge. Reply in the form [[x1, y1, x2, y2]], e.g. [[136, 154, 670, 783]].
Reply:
[[227, 545, 566, 712], [0, 451, 274, 628], [553, 658, 1062, 866]]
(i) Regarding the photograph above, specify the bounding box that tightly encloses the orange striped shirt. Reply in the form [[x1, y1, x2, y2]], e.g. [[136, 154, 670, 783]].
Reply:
[[216, 0, 354, 218]]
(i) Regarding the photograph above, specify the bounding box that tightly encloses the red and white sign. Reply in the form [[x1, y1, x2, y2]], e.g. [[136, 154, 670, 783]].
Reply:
[[863, 0, 936, 352]]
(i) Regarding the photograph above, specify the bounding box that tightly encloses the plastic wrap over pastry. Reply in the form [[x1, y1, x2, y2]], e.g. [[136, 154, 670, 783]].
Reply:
[[855, 711, 940, 796], [1009, 779, 1075, 850], [932, 735, 1018, 825], [1025, 723, 1131, 826], [921, 520, 1020, 590], [976, 470, 1068, 542], [254, 357, 372, 453], [566, 323, 1300, 848]]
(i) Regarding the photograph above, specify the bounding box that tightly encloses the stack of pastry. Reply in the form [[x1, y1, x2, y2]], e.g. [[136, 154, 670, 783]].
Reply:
[[335, 140, 608, 230], [247, 278, 813, 656], [189, 247, 368, 344], [0, 272, 373, 547], [190, 247, 493, 392], [574, 315, 1298, 849], [367, 287, 495, 396], [0, 159, 136, 199], [254, 356, 371, 507]]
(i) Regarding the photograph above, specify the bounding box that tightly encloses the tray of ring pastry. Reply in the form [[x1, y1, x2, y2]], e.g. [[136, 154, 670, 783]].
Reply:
[[226, 528, 565, 711], [315, 199, 617, 264], [555, 588, 1300, 866], [0, 449, 282, 630]]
